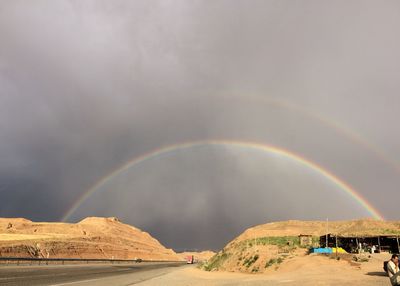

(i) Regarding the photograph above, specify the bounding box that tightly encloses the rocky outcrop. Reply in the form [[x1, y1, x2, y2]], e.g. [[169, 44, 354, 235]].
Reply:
[[0, 217, 181, 261]]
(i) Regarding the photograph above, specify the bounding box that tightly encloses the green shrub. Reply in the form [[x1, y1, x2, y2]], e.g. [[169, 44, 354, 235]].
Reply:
[[241, 236, 299, 249], [243, 254, 259, 268], [265, 257, 284, 268], [251, 266, 259, 273], [203, 251, 230, 271], [241, 236, 320, 249], [265, 258, 277, 268]]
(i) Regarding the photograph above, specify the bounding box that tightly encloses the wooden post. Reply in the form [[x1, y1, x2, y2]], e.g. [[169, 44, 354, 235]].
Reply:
[[378, 236, 381, 253], [335, 235, 338, 259], [326, 218, 329, 248], [254, 235, 257, 254], [356, 238, 359, 254], [396, 236, 400, 254]]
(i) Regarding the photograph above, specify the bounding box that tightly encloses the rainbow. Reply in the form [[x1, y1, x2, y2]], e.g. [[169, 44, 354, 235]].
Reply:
[[62, 140, 385, 221], [218, 92, 400, 175]]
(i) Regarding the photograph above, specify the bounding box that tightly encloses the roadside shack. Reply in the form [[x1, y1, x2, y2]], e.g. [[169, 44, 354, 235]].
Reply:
[[320, 233, 400, 253]]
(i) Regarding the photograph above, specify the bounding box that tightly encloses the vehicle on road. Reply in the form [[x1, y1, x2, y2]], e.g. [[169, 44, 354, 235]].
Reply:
[[186, 255, 194, 264]]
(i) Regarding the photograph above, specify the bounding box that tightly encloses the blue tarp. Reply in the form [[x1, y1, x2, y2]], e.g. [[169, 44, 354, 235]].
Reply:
[[311, 247, 333, 254]]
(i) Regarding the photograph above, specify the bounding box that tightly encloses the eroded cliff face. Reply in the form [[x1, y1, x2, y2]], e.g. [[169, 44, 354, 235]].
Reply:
[[0, 217, 181, 261]]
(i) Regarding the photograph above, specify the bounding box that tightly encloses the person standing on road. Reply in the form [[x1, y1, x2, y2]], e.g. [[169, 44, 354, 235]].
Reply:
[[387, 254, 400, 285]]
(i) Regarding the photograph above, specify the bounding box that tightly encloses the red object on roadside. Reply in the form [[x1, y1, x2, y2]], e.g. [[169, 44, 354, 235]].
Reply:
[[186, 255, 194, 264]]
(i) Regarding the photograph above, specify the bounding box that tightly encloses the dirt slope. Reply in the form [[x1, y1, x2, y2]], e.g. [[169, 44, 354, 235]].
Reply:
[[0, 217, 181, 261], [203, 219, 400, 273]]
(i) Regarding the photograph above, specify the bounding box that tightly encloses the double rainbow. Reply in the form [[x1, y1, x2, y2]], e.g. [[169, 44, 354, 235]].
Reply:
[[62, 140, 384, 221]]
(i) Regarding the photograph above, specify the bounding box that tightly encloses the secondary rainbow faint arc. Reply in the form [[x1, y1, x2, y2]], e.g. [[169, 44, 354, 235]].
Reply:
[[62, 140, 385, 221], [219, 92, 400, 175]]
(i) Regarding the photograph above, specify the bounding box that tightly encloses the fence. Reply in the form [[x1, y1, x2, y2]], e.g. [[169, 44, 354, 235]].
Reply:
[[0, 257, 184, 266]]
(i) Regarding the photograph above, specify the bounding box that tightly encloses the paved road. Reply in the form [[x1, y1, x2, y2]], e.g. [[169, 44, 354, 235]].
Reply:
[[0, 262, 186, 286]]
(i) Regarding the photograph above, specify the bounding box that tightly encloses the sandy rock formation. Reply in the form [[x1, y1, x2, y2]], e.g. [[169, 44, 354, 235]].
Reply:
[[0, 217, 182, 261]]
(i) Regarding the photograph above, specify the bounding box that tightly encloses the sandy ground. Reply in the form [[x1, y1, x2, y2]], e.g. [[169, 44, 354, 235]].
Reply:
[[138, 253, 391, 286]]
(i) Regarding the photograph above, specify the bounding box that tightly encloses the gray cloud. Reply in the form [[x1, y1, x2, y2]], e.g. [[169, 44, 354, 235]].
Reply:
[[1, 0, 400, 250]]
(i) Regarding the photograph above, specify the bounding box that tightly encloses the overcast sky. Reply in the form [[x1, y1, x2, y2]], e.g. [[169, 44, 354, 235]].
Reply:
[[1, 0, 400, 250]]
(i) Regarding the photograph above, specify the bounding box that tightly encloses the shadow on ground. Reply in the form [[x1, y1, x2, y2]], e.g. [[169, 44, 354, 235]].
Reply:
[[365, 271, 387, 277]]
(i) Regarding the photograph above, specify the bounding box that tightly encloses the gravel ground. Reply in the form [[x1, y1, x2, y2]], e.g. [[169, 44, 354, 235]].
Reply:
[[138, 254, 391, 286]]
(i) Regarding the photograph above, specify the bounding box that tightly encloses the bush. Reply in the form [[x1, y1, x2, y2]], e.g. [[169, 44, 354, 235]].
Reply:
[[203, 251, 230, 271], [251, 266, 259, 273], [265, 257, 284, 268], [242, 236, 303, 249], [265, 258, 276, 268], [243, 254, 259, 268]]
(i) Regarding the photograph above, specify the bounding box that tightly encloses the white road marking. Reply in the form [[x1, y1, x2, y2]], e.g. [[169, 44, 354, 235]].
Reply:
[[50, 277, 104, 286], [0, 273, 68, 280], [127, 271, 169, 285]]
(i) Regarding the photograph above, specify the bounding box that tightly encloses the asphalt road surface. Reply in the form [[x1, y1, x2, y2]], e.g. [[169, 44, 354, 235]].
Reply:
[[0, 262, 186, 286]]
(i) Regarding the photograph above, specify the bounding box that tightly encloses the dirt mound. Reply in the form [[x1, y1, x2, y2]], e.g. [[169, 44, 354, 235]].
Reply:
[[203, 219, 400, 274], [78, 217, 121, 224], [0, 217, 181, 261]]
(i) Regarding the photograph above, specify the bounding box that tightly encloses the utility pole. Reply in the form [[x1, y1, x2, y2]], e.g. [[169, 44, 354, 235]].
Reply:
[[335, 235, 338, 259], [396, 236, 400, 253], [254, 234, 257, 254], [326, 218, 329, 248]]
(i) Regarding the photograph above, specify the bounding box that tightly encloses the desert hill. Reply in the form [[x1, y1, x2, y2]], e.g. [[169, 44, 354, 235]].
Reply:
[[0, 217, 181, 261], [203, 219, 400, 273], [178, 250, 216, 262], [233, 219, 400, 243]]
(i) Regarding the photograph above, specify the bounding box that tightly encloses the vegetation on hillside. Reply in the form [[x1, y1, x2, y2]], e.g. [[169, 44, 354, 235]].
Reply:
[[202, 236, 315, 273], [202, 250, 231, 271], [202, 219, 400, 274]]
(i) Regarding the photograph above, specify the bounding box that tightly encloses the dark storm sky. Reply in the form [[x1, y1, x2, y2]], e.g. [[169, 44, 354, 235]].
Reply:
[[1, 1, 400, 250]]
